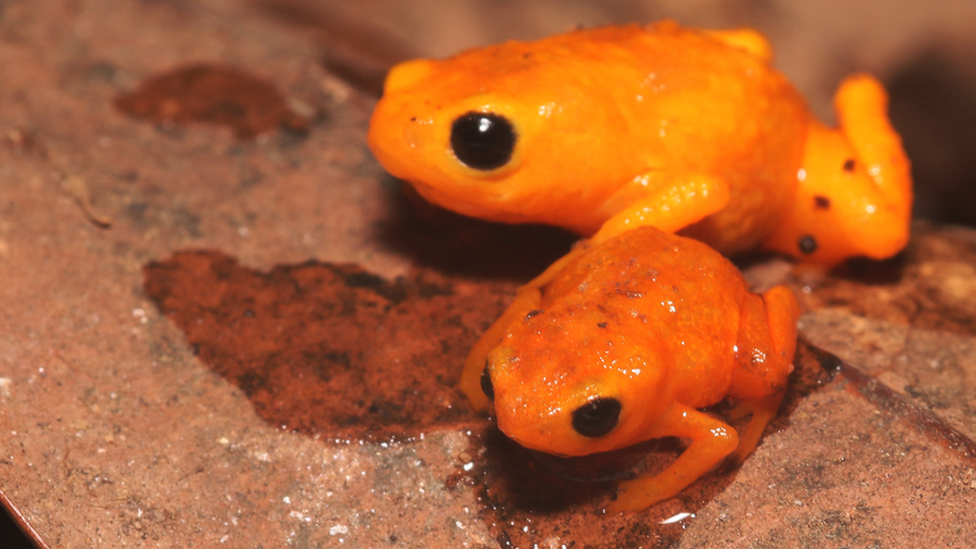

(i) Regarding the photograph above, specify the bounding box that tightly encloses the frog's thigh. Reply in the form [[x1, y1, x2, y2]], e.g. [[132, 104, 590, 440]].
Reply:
[[728, 285, 799, 461], [835, 74, 912, 207], [460, 288, 542, 412], [607, 404, 738, 512], [592, 174, 730, 244], [762, 285, 800, 363]]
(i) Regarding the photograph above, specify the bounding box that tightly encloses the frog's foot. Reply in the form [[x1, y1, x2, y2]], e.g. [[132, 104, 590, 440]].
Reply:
[[727, 389, 786, 463], [460, 287, 542, 412], [606, 404, 738, 512], [592, 173, 730, 245]]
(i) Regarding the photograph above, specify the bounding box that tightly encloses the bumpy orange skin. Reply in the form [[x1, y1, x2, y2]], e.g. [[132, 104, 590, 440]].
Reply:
[[369, 20, 912, 264], [476, 227, 800, 511]]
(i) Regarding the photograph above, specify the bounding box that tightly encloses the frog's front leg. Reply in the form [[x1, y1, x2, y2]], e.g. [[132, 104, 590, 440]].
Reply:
[[460, 287, 542, 411], [520, 173, 731, 293], [607, 403, 739, 512], [592, 173, 730, 245]]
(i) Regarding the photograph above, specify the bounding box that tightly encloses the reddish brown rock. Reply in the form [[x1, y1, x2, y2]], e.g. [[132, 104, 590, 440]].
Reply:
[[1, 0, 975, 548]]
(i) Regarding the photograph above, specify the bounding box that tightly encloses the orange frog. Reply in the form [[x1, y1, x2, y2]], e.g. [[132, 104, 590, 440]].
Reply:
[[368, 20, 912, 266], [476, 226, 800, 510]]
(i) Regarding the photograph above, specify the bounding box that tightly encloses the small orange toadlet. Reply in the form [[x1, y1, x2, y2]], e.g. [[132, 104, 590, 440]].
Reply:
[[368, 20, 912, 267], [467, 226, 800, 511]]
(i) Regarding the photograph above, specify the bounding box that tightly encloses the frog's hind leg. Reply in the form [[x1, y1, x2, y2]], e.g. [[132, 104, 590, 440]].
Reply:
[[764, 75, 912, 264], [728, 285, 799, 462], [837, 74, 912, 213], [460, 287, 542, 412]]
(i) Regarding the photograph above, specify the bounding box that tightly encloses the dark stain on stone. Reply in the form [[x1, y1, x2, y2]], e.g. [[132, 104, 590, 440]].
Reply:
[[86, 61, 118, 83], [142, 250, 511, 440], [125, 202, 148, 224], [115, 64, 309, 139], [170, 207, 202, 238]]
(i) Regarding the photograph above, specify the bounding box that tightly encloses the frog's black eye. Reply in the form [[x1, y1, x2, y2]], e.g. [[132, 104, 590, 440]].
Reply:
[[572, 397, 621, 437], [450, 112, 516, 170], [481, 363, 495, 401], [798, 235, 818, 255]]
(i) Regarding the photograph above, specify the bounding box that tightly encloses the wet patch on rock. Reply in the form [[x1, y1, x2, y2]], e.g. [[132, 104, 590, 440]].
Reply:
[[143, 250, 508, 440], [116, 64, 309, 139]]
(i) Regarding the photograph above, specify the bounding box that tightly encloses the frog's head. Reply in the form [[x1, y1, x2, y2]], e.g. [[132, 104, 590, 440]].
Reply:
[[367, 39, 640, 234], [764, 75, 912, 265], [480, 305, 671, 457]]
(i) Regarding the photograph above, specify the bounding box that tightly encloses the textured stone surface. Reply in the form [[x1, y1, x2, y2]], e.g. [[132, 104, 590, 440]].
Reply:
[[2, 1, 976, 548]]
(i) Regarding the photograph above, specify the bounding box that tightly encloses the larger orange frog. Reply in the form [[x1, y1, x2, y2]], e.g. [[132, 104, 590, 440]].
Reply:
[[476, 226, 800, 510], [368, 20, 912, 266]]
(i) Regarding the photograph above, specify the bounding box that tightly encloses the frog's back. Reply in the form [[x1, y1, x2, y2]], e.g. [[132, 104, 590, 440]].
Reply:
[[543, 227, 748, 407]]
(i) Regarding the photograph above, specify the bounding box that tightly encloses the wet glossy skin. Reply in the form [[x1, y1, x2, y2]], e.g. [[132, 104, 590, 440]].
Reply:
[[471, 227, 800, 511], [368, 20, 912, 265]]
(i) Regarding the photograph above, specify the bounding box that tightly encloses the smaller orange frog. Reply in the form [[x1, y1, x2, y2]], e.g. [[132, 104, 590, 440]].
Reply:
[[472, 226, 800, 510]]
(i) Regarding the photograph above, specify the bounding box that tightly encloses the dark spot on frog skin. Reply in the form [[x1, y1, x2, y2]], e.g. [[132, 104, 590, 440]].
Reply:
[[525, 309, 544, 319], [615, 289, 642, 299], [814, 195, 831, 210], [798, 235, 818, 254], [843, 158, 856, 172]]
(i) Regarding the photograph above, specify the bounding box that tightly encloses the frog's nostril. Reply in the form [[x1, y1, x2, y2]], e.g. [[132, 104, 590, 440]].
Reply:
[[450, 112, 516, 170], [481, 362, 495, 401], [572, 397, 621, 437]]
